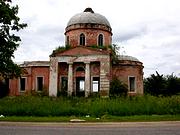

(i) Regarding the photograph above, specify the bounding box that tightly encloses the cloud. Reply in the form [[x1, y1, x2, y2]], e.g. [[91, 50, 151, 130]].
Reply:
[[12, 0, 180, 77], [115, 17, 180, 77], [113, 24, 147, 42], [14, 24, 65, 61]]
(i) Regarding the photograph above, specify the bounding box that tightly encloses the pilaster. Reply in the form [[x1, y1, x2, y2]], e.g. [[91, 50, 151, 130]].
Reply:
[[100, 56, 110, 97], [49, 57, 58, 96]]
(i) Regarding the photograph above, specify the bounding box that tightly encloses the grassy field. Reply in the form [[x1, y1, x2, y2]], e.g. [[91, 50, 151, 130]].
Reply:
[[0, 95, 179, 120]]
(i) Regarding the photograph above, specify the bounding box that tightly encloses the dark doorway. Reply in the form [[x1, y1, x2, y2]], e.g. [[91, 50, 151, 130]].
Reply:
[[76, 77, 85, 97], [60, 77, 68, 96], [0, 79, 9, 98], [20, 78, 26, 91], [37, 77, 43, 91]]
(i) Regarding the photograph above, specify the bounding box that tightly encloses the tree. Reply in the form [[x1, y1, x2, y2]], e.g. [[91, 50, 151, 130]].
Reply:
[[144, 71, 180, 96], [0, 0, 27, 79], [144, 71, 167, 96], [166, 74, 180, 96]]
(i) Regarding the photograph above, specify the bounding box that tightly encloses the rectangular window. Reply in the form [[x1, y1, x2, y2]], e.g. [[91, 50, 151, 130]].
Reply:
[[20, 77, 26, 91], [92, 77, 99, 92], [129, 77, 135, 92], [36, 77, 43, 91]]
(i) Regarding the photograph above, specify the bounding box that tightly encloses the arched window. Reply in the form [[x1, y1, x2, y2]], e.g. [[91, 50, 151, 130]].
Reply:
[[80, 33, 85, 46], [98, 34, 103, 46], [76, 66, 85, 72]]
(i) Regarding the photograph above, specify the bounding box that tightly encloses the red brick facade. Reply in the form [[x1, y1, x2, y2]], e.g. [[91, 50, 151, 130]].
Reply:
[[9, 63, 49, 96]]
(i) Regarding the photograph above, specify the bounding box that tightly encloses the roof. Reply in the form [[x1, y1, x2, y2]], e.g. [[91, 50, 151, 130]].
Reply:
[[53, 46, 110, 57], [67, 8, 111, 28], [118, 55, 140, 62], [20, 61, 49, 67]]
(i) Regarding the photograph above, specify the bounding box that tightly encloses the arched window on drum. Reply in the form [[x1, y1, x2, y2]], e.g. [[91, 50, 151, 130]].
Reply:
[[98, 34, 103, 46], [80, 33, 85, 46]]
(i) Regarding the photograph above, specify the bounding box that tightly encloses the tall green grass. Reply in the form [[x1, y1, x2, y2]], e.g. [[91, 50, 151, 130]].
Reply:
[[0, 95, 179, 117]]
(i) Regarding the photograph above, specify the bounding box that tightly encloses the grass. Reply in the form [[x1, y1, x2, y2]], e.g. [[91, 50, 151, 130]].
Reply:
[[0, 95, 180, 119], [0, 115, 180, 122]]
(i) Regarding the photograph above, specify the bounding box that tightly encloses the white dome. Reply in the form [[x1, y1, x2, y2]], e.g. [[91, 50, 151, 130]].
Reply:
[[67, 8, 111, 28]]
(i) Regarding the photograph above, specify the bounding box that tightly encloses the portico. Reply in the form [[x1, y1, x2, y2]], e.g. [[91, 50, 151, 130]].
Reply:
[[49, 47, 111, 97]]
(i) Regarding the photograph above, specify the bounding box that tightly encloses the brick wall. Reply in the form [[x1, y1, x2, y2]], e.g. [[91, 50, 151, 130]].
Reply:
[[9, 66, 49, 96], [65, 27, 112, 47], [112, 61, 144, 95]]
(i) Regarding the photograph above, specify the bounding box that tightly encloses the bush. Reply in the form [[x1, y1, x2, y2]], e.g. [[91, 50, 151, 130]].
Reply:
[[51, 45, 71, 56], [110, 77, 128, 97]]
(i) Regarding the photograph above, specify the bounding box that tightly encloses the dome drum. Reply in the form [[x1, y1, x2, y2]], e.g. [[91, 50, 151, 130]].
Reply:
[[65, 28, 112, 47], [65, 23, 112, 34]]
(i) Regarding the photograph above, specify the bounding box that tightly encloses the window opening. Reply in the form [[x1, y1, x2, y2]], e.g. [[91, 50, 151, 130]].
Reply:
[[80, 33, 85, 46], [66, 36, 69, 45], [20, 78, 26, 91], [76, 77, 85, 96], [37, 77, 43, 91], [92, 77, 99, 92], [98, 34, 103, 46], [79, 80, 85, 91], [61, 77, 68, 96], [129, 77, 135, 92]]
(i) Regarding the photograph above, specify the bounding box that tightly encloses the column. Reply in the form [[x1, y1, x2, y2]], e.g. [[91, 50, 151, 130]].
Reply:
[[49, 57, 58, 97], [85, 62, 90, 97], [68, 62, 73, 96]]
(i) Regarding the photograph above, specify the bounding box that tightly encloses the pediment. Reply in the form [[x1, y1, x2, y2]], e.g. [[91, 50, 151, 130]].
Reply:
[[53, 46, 110, 57]]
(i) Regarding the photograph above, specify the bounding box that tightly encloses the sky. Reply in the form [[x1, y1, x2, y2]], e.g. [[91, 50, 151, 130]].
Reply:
[[12, 0, 180, 77]]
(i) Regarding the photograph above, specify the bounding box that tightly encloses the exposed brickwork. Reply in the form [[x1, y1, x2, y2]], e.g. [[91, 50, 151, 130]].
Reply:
[[90, 62, 100, 76], [100, 56, 111, 97]]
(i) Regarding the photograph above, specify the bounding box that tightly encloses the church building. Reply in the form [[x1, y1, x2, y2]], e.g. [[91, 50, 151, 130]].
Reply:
[[9, 8, 144, 97]]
